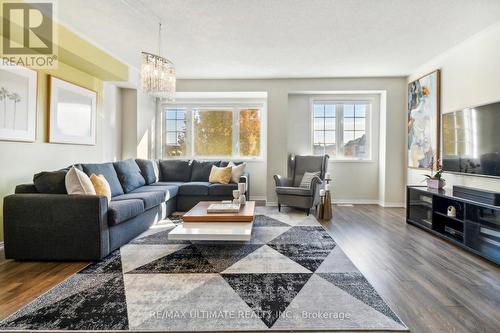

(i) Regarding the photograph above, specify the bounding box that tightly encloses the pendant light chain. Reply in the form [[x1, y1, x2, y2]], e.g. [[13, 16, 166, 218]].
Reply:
[[122, 0, 176, 100]]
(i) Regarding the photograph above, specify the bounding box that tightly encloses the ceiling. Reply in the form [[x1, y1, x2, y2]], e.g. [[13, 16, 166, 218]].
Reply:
[[56, 0, 500, 79]]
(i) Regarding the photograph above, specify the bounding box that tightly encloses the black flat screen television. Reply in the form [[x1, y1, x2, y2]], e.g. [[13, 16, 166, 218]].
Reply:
[[442, 101, 500, 178]]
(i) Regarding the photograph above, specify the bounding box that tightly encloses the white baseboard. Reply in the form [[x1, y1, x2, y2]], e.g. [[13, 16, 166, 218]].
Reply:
[[0, 242, 4, 250], [333, 199, 379, 205], [263, 199, 404, 208], [378, 201, 405, 208]]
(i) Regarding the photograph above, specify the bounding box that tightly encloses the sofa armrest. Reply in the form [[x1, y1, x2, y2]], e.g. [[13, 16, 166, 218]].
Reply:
[[3, 194, 110, 261], [239, 171, 250, 199], [274, 174, 291, 187], [310, 176, 323, 190]]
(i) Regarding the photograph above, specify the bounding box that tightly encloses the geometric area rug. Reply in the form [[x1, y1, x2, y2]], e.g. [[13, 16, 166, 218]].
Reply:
[[0, 211, 407, 331]]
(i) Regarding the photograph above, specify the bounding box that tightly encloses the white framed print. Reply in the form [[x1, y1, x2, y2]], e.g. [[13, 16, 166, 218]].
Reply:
[[49, 76, 97, 145], [0, 65, 37, 142]]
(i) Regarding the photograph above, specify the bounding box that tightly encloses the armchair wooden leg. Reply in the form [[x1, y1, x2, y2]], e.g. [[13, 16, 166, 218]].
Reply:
[[278, 203, 281, 212], [306, 208, 310, 216]]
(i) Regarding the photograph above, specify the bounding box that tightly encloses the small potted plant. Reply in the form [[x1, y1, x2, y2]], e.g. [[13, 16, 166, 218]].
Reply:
[[424, 158, 445, 189]]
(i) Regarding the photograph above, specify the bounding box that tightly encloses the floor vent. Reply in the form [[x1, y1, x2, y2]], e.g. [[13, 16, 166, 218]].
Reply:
[[337, 204, 354, 207]]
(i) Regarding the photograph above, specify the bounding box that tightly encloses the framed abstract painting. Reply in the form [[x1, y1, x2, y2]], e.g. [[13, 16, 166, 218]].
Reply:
[[49, 76, 97, 145], [407, 70, 440, 169], [0, 65, 37, 142]]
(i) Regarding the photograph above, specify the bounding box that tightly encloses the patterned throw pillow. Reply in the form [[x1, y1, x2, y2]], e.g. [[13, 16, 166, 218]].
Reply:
[[299, 171, 320, 189], [208, 165, 233, 184], [90, 174, 112, 203]]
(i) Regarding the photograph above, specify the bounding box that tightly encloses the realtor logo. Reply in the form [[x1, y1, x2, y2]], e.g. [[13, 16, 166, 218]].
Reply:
[[1, 1, 58, 68]]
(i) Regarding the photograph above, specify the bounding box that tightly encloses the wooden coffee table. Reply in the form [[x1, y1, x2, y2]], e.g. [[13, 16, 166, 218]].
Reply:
[[168, 201, 255, 241]]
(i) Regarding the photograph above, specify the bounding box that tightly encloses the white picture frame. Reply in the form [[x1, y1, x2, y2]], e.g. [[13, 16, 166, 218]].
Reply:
[[0, 65, 37, 142], [49, 76, 97, 145]]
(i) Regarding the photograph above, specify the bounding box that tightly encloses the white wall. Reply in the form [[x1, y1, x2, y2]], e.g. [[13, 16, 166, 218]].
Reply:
[[121, 88, 138, 159], [407, 22, 500, 192], [177, 77, 407, 204], [120, 70, 157, 160]]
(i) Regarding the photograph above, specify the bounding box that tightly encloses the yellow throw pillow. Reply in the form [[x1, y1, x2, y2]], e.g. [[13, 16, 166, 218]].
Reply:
[[90, 174, 112, 203], [209, 165, 232, 184]]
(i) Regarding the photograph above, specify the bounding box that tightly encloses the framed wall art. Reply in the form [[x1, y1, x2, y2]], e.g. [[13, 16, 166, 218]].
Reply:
[[0, 65, 37, 142], [407, 70, 441, 169], [49, 76, 97, 145]]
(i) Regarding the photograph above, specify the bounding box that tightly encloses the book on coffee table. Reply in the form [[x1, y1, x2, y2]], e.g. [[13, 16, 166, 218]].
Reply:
[[207, 203, 241, 213]]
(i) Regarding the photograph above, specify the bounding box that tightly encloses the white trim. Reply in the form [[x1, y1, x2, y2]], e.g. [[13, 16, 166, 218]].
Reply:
[[333, 199, 379, 205], [310, 97, 373, 161], [266, 200, 403, 208], [378, 201, 405, 208], [175, 92, 268, 99], [158, 98, 267, 161], [250, 195, 267, 201]]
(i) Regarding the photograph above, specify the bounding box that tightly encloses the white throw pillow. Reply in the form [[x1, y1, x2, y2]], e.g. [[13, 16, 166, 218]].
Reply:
[[65, 166, 96, 195], [299, 171, 320, 189], [228, 161, 246, 183]]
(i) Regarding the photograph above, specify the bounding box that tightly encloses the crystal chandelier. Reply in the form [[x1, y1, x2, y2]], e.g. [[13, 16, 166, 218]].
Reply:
[[141, 23, 176, 100]]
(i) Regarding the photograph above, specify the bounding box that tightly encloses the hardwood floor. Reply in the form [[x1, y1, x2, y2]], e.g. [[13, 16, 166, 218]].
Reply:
[[0, 204, 498, 333], [320, 205, 500, 333]]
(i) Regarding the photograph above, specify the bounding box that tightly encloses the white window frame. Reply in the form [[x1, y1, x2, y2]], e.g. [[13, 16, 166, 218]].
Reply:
[[159, 101, 266, 161], [310, 98, 372, 161]]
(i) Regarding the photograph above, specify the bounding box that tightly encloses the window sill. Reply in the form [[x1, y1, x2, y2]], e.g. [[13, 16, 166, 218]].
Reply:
[[328, 158, 375, 163], [160, 156, 265, 162]]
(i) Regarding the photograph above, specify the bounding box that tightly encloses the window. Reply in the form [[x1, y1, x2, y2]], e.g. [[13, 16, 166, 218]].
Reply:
[[312, 101, 370, 160], [161, 104, 263, 159], [164, 108, 187, 156]]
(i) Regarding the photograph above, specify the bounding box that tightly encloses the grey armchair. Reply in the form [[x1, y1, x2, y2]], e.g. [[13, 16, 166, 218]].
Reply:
[[274, 154, 329, 215]]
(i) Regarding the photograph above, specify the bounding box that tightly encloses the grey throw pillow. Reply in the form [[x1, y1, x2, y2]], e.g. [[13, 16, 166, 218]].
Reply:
[[299, 171, 320, 189]]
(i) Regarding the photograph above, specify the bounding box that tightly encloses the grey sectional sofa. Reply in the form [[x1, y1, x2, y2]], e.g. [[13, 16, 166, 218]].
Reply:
[[3, 159, 249, 261]]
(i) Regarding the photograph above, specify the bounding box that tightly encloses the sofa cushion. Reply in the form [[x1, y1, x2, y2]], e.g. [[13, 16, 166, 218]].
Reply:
[[190, 160, 220, 181], [108, 199, 145, 226], [151, 181, 184, 187], [275, 186, 313, 196], [113, 159, 146, 193], [112, 191, 164, 210], [178, 182, 210, 196], [159, 160, 192, 182], [33, 169, 68, 194], [135, 159, 159, 185], [209, 183, 238, 196], [130, 185, 178, 202], [81, 163, 124, 197]]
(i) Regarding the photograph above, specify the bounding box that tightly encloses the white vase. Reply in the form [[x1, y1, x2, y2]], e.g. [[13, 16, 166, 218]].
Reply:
[[239, 194, 246, 205], [426, 178, 445, 189], [238, 182, 246, 194]]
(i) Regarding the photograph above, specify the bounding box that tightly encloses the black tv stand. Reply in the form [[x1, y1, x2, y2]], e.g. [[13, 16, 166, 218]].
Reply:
[[406, 186, 500, 265]]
